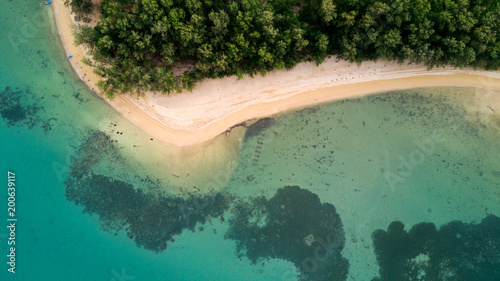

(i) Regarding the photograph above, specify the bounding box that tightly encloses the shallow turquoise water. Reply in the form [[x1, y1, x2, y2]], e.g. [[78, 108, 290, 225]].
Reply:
[[1, 1, 499, 281]]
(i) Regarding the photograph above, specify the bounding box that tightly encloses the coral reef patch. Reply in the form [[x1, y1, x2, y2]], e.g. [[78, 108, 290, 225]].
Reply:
[[227, 186, 349, 281], [0, 86, 55, 132], [372, 215, 500, 281], [65, 130, 231, 252], [66, 173, 229, 252]]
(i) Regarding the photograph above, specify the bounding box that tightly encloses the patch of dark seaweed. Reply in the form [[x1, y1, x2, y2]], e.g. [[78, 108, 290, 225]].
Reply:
[[0, 86, 53, 131], [73, 91, 89, 103], [68, 130, 121, 179], [0, 87, 39, 127], [65, 129, 230, 251], [245, 118, 275, 139], [65, 173, 231, 252], [1, 103, 27, 123], [296, 107, 320, 115], [371, 214, 500, 281], [227, 186, 349, 281]]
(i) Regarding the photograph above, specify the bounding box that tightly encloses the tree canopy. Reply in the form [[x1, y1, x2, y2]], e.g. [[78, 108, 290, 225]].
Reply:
[[74, 0, 500, 98]]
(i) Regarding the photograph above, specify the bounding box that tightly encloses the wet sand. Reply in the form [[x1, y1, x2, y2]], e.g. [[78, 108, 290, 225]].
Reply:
[[52, 0, 500, 146]]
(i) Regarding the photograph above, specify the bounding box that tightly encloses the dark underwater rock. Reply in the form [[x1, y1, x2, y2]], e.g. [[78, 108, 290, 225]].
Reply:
[[372, 215, 500, 281], [227, 186, 349, 281], [244, 117, 275, 139]]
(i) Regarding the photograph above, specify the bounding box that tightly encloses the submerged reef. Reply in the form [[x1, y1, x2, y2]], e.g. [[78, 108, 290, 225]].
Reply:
[[65, 130, 231, 252], [372, 215, 500, 281], [244, 117, 275, 139], [66, 132, 348, 275], [67, 130, 122, 179], [0, 86, 55, 132], [66, 173, 229, 252], [227, 186, 349, 281]]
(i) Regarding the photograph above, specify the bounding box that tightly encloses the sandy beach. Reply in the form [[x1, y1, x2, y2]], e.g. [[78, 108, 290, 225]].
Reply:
[[52, 0, 500, 147]]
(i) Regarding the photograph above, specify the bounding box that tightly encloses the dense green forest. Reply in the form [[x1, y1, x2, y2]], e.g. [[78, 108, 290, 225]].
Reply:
[[74, 0, 500, 98]]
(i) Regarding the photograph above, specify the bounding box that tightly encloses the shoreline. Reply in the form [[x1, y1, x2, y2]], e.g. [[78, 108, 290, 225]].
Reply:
[[52, 0, 500, 147]]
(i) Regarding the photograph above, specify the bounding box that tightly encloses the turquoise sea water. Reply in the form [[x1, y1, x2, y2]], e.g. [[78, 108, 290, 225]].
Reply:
[[1, 1, 499, 281]]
